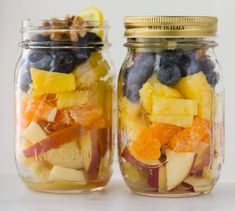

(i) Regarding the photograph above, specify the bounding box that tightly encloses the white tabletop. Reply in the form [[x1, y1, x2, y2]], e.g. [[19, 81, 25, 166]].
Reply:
[[0, 170, 235, 211]]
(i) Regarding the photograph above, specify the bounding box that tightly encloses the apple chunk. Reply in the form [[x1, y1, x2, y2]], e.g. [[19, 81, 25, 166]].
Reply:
[[191, 142, 210, 175], [23, 124, 86, 157], [166, 150, 196, 190], [121, 147, 161, 169], [183, 176, 212, 192]]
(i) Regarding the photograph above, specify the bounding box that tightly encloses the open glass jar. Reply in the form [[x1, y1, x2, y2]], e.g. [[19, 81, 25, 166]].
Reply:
[[118, 16, 224, 197], [15, 18, 114, 193]]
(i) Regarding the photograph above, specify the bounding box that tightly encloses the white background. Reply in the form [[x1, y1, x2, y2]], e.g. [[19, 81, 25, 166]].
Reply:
[[0, 0, 234, 183]]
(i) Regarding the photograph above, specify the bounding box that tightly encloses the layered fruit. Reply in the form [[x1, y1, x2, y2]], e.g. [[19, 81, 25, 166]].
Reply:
[[118, 48, 221, 195], [16, 8, 113, 192]]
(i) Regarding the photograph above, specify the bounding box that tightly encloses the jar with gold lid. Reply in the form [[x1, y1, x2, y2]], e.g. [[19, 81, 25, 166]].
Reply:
[[118, 16, 224, 197]]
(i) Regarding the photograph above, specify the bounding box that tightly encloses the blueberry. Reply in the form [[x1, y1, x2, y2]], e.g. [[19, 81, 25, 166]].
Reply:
[[126, 84, 141, 103], [205, 71, 219, 87], [78, 32, 103, 50], [179, 52, 200, 76], [29, 50, 53, 70], [51, 49, 77, 73], [157, 64, 181, 85], [20, 71, 32, 92], [73, 48, 91, 65], [123, 53, 155, 100], [160, 49, 183, 66], [199, 58, 215, 74]]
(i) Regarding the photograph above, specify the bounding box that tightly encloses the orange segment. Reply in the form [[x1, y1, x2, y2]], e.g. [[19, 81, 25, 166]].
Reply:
[[21, 95, 57, 128], [130, 128, 161, 162], [69, 103, 106, 129], [170, 116, 210, 152], [149, 123, 181, 145]]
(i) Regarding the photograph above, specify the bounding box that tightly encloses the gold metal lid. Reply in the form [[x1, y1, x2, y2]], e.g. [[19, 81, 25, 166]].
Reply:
[[124, 16, 218, 37]]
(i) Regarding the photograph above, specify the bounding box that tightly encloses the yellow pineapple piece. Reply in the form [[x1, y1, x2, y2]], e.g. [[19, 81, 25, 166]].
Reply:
[[140, 77, 181, 113], [149, 115, 193, 127], [152, 97, 198, 116], [174, 72, 212, 121], [30, 67, 76, 95], [57, 90, 91, 109], [119, 96, 142, 116]]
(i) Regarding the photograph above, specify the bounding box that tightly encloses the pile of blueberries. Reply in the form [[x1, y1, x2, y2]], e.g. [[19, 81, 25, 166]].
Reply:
[[123, 49, 219, 103], [19, 32, 102, 92]]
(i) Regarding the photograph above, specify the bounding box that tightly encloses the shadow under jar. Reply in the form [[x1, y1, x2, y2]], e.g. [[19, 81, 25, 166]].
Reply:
[[15, 18, 114, 193], [118, 16, 224, 197]]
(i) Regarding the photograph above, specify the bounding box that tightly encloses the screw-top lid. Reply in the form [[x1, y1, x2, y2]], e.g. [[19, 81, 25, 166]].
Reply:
[[124, 16, 218, 37]]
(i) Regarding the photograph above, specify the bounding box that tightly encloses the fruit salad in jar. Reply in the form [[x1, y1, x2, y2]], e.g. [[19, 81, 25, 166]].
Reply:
[[118, 16, 224, 197], [15, 7, 114, 193]]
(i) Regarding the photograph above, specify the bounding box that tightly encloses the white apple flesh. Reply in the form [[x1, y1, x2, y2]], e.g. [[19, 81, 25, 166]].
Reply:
[[183, 176, 212, 192]]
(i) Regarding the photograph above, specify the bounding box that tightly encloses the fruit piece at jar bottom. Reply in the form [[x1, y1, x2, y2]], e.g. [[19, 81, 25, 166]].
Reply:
[[122, 162, 141, 183], [23, 124, 86, 157], [49, 166, 87, 183], [182, 176, 212, 192], [166, 150, 197, 191]]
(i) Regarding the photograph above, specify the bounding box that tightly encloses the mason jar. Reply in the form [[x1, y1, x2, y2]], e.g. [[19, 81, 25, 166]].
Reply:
[[15, 17, 114, 193], [118, 16, 224, 197]]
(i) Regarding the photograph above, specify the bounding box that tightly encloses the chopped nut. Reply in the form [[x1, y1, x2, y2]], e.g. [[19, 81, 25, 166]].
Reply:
[[50, 32, 70, 41]]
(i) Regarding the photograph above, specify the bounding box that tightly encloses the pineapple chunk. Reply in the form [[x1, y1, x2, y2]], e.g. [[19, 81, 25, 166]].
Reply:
[[140, 79, 181, 113], [49, 165, 87, 183], [30, 67, 76, 95], [119, 96, 142, 116], [174, 72, 212, 121], [41, 141, 83, 169], [150, 115, 193, 127], [23, 121, 47, 144], [152, 97, 198, 116], [57, 90, 91, 109]]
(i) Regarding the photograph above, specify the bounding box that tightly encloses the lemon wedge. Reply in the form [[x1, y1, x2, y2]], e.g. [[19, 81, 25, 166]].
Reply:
[[79, 6, 103, 24]]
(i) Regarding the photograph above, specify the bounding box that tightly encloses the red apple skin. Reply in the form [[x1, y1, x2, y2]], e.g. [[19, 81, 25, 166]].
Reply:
[[87, 131, 101, 181], [191, 143, 210, 175], [121, 147, 160, 169], [23, 124, 86, 157], [180, 182, 194, 192], [147, 168, 159, 190]]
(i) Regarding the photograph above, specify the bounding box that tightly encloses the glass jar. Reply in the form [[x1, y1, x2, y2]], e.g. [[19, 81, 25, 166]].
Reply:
[[118, 16, 224, 197], [15, 18, 114, 193]]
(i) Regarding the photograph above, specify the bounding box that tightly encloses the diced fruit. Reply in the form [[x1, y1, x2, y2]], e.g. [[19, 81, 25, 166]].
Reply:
[[23, 124, 86, 157], [23, 121, 47, 144], [158, 165, 167, 192], [69, 104, 105, 129], [42, 141, 83, 169], [57, 90, 91, 109], [93, 60, 110, 78], [139, 78, 181, 113], [97, 151, 112, 181], [79, 134, 101, 181], [166, 150, 196, 190], [174, 72, 212, 121], [129, 128, 161, 165], [120, 113, 148, 141], [202, 157, 220, 179], [157, 64, 181, 85], [160, 49, 182, 66], [119, 96, 142, 116], [150, 115, 193, 128], [121, 147, 162, 169], [123, 162, 140, 183], [49, 165, 87, 183], [183, 176, 212, 192], [149, 123, 181, 145], [30, 67, 76, 95], [29, 50, 53, 71], [147, 168, 159, 189], [152, 97, 198, 116], [123, 53, 155, 102], [191, 142, 210, 174], [170, 117, 210, 152], [21, 96, 57, 128]]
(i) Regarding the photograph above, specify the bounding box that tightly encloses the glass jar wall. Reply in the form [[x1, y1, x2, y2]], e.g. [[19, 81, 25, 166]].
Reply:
[[118, 16, 224, 197], [15, 17, 114, 193]]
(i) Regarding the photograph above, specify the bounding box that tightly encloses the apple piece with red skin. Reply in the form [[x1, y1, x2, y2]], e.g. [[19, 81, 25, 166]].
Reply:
[[23, 124, 86, 157], [121, 147, 161, 169], [166, 150, 197, 191], [147, 168, 159, 189], [191, 142, 210, 175], [182, 176, 212, 192]]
